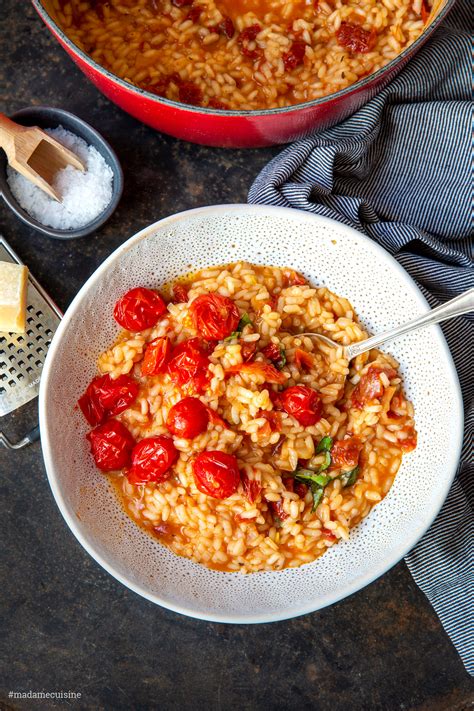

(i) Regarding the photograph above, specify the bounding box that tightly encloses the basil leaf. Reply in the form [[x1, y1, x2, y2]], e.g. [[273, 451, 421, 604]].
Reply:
[[310, 485, 325, 512], [224, 313, 253, 342], [339, 465, 359, 488], [238, 313, 252, 330], [316, 435, 333, 454], [276, 346, 287, 370], [294, 469, 330, 488], [319, 451, 331, 472]]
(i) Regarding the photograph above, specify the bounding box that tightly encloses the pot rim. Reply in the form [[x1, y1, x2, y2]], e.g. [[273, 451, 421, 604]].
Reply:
[[33, 0, 454, 119]]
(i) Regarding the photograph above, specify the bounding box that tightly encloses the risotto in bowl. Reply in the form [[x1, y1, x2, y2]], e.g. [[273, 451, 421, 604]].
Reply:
[[39, 205, 462, 620]]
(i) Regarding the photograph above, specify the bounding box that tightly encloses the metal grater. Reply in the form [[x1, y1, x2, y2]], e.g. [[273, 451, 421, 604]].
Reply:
[[0, 236, 62, 446]]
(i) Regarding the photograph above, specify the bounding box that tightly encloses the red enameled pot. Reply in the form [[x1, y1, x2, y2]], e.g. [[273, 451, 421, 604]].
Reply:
[[33, 0, 452, 148]]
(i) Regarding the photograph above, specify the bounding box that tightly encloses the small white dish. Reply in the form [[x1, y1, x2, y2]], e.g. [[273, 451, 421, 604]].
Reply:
[[39, 204, 463, 622]]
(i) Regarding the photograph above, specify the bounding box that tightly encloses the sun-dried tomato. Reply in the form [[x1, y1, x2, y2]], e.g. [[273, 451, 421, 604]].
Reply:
[[268, 498, 289, 522], [186, 4, 202, 22], [172, 283, 189, 303], [210, 16, 235, 38], [268, 389, 281, 407], [386, 391, 405, 420], [242, 472, 262, 503], [172, 0, 193, 7], [336, 22, 376, 53], [207, 98, 228, 110], [206, 406, 230, 430], [240, 341, 257, 362], [294, 348, 314, 370], [321, 528, 337, 541], [294, 481, 308, 499], [257, 410, 282, 432], [90, 0, 107, 20], [262, 342, 281, 363], [282, 268, 307, 287], [237, 24, 262, 60], [282, 39, 306, 71], [331, 437, 363, 468], [421, 0, 430, 22], [284, 477, 307, 499], [400, 432, 417, 452], [178, 81, 203, 106], [226, 362, 288, 385], [153, 522, 172, 538], [351, 366, 397, 409], [268, 293, 279, 310], [143, 78, 170, 97]]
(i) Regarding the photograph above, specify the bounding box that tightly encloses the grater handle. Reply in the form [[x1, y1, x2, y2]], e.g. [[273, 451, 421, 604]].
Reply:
[[0, 424, 40, 450]]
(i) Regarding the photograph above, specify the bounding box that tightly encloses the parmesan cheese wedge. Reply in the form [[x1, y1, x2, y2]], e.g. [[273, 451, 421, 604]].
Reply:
[[0, 261, 28, 334]]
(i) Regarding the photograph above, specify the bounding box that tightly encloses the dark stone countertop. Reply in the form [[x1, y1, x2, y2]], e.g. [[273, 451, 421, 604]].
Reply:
[[1, 3, 472, 710]]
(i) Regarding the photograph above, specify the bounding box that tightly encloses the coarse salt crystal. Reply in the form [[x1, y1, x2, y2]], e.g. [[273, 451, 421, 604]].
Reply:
[[6, 125, 114, 230]]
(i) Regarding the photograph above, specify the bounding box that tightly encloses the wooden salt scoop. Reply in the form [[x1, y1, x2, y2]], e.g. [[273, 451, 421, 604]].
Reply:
[[0, 112, 86, 202]]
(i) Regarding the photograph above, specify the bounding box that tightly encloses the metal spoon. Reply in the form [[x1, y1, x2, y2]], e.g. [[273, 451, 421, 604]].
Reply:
[[299, 288, 474, 360]]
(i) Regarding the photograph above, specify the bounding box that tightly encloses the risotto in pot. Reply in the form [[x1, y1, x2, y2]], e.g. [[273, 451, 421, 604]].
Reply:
[[78, 262, 417, 573], [51, 0, 431, 110]]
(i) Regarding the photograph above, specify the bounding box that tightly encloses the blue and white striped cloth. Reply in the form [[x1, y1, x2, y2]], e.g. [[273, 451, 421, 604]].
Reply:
[[249, 0, 473, 674]]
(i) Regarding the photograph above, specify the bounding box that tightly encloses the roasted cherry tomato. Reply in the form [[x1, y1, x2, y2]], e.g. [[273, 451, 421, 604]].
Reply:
[[226, 362, 287, 385], [193, 450, 240, 499], [127, 435, 178, 485], [167, 337, 211, 394], [87, 419, 135, 471], [351, 366, 397, 409], [190, 293, 240, 340], [78, 374, 139, 426], [167, 397, 209, 439], [113, 287, 167, 331], [331, 437, 363, 468], [141, 336, 172, 376], [279, 384, 322, 426]]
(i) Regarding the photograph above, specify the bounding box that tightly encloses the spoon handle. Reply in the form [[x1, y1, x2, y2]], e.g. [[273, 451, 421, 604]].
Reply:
[[0, 112, 22, 161], [346, 288, 474, 359]]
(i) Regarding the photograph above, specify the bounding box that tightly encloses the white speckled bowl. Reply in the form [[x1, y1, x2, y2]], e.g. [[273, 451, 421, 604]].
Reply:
[[39, 205, 463, 622]]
